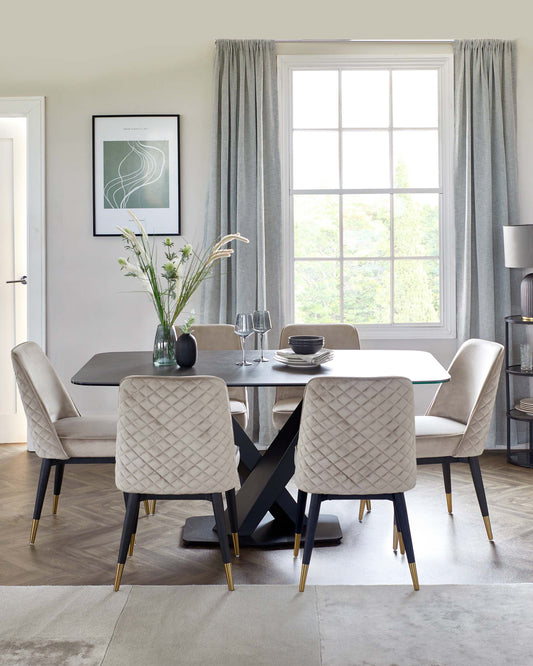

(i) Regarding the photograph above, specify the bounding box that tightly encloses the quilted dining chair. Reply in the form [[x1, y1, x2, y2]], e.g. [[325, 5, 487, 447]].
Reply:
[[293, 375, 419, 592], [272, 323, 360, 431], [189, 324, 249, 429], [414, 338, 504, 542], [147, 324, 247, 518], [113, 375, 240, 591], [11, 341, 118, 544]]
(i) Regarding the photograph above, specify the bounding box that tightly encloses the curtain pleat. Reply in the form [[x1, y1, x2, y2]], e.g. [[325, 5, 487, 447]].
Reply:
[[203, 40, 284, 445], [454, 39, 519, 446]]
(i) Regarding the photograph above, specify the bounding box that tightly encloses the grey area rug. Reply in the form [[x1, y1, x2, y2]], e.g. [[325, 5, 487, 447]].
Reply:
[[1, 584, 533, 666]]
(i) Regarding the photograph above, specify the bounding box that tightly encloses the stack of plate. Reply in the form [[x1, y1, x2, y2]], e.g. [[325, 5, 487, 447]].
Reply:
[[516, 398, 533, 414], [274, 348, 335, 367]]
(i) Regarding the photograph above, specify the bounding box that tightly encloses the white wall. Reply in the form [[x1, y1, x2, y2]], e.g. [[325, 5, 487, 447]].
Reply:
[[1, 0, 531, 421]]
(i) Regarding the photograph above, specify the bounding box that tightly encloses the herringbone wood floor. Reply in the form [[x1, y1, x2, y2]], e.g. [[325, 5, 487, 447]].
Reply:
[[1, 444, 533, 587]]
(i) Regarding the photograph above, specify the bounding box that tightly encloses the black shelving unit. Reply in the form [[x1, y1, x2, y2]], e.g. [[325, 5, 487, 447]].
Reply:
[[505, 315, 533, 467]]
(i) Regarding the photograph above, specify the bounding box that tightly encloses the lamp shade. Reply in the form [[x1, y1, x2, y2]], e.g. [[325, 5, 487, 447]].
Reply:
[[503, 225, 533, 320], [503, 225, 533, 268]]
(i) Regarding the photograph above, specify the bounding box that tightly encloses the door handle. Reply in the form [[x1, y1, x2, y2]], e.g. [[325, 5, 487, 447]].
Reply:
[[6, 275, 27, 285]]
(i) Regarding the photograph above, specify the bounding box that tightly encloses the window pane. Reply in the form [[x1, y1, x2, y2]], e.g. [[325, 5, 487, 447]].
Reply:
[[344, 261, 391, 324], [294, 195, 339, 258], [295, 261, 340, 323], [293, 70, 338, 129], [343, 194, 390, 257], [394, 194, 439, 257], [394, 259, 440, 323], [342, 70, 389, 128], [393, 130, 439, 188], [393, 70, 438, 128], [293, 131, 339, 189], [343, 131, 390, 189]]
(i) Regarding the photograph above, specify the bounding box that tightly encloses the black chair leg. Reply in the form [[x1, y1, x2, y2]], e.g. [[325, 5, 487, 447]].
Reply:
[[128, 496, 141, 557], [299, 494, 321, 592], [392, 493, 419, 590], [293, 490, 307, 557], [52, 462, 64, 515], [442, 461, 452, 513], [212, 493, 234, 591], [225, 488, 239, 557], [30, 458, 53, 543], [468, 456, 493, 541], [114, 493, 140, 591]]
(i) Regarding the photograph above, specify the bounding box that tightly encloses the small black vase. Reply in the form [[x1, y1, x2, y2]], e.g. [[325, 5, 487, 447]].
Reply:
[[175, 333, 197, 368]]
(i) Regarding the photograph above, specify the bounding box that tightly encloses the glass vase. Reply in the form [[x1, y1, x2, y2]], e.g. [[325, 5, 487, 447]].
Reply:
[[153, 323, 177, 367]]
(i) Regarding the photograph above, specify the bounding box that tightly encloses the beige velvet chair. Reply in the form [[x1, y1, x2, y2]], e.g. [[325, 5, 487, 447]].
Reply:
[[293, 376, 419, 592], [113, 375, 240, 591], [181, 324, 249, 430], [272, 323, 360, 430], [11, 341, 118, 544], [414, 338, 504, 542]]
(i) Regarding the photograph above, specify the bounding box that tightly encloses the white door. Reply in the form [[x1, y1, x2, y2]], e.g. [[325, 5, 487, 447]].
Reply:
[[0, 119, 27, 442], [0, 98, 45, 444]]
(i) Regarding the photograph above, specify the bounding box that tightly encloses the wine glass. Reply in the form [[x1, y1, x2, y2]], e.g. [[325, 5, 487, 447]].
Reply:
[[234, 313, 254, 366], [253, 310, 272, 362]]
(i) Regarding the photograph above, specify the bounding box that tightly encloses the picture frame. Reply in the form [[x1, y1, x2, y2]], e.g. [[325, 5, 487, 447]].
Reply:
[[92, 114, 180, 236]]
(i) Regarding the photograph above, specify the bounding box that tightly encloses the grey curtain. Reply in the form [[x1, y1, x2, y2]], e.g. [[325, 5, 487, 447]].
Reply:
[[202, 39, 283, 444], [454, 39, 519, 445]]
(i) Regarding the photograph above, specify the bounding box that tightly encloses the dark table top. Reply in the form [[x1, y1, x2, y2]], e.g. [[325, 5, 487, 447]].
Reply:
[[71, 349, 450, 387]]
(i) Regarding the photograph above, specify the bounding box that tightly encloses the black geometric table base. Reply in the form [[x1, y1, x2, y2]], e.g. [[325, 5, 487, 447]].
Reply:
[[182, 513, 342, 548]]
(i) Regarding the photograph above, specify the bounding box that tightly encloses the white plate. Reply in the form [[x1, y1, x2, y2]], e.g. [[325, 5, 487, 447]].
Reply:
[[514, 404, 533, 414], [274, 353, 333, 368]]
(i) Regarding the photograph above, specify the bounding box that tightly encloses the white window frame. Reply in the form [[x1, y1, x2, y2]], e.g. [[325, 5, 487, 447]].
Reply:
[[278, 54, 455, 340]]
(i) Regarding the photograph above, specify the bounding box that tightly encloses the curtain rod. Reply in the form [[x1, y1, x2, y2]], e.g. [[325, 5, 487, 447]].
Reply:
[[274, 39, 454, 44]]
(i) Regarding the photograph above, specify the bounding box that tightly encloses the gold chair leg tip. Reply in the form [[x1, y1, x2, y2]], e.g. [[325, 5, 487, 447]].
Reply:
[[224, 563, 234, 591], [409, 562, 420, 591], [52, 495, 59, 515], [29, 519, 39, 544], [299, 564, 309, 592], [293, 533, 301, 557], [114, 564, 124, 592], [231, 533, 240, 558], [483, 516, 494, 541], [128, 534, 135, 557], [446, 493, 453, 514]]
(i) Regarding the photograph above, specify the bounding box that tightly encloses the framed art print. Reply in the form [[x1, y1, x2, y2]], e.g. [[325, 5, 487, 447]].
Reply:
[[92, 114, 180, 236]]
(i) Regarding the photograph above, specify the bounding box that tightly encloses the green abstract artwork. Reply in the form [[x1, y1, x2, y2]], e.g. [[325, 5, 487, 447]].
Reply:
[[103, 140, 170, 209]]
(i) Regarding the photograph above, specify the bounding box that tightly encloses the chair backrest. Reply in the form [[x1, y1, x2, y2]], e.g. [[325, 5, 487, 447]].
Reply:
[[427, 338, 504, 457], [276, 323, 360, 404], [11, 342, 78, 460], [115, 375, 240, 495], [187, 324, 246, 404], [294, 376, 416, 496], [189, 324, 242, 351]]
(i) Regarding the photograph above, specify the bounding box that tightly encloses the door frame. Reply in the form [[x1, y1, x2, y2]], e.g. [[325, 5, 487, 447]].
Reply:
[[0, 97, 46, 349]]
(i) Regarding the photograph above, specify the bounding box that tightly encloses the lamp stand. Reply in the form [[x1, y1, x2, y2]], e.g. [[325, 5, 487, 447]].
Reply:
[[521, 273, 533, 321]]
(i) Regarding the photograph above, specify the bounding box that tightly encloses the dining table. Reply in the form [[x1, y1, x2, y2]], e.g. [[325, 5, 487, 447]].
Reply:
[[72, 348, 450, 549]]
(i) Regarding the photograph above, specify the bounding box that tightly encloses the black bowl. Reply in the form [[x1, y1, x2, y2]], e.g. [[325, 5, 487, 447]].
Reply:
[[288, 335, 325, 355]]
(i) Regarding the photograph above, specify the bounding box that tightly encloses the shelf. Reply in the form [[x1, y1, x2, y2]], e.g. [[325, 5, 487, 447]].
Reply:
[[507, 364, 533, 376], [508, 408, 533, 421], [505, 315, 533, 325], [505, 316, 533, 468], [508, 449, 533, 468]]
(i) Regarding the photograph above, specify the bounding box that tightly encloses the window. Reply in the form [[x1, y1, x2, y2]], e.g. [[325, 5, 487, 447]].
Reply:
[[279, 54, 454, 339]]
